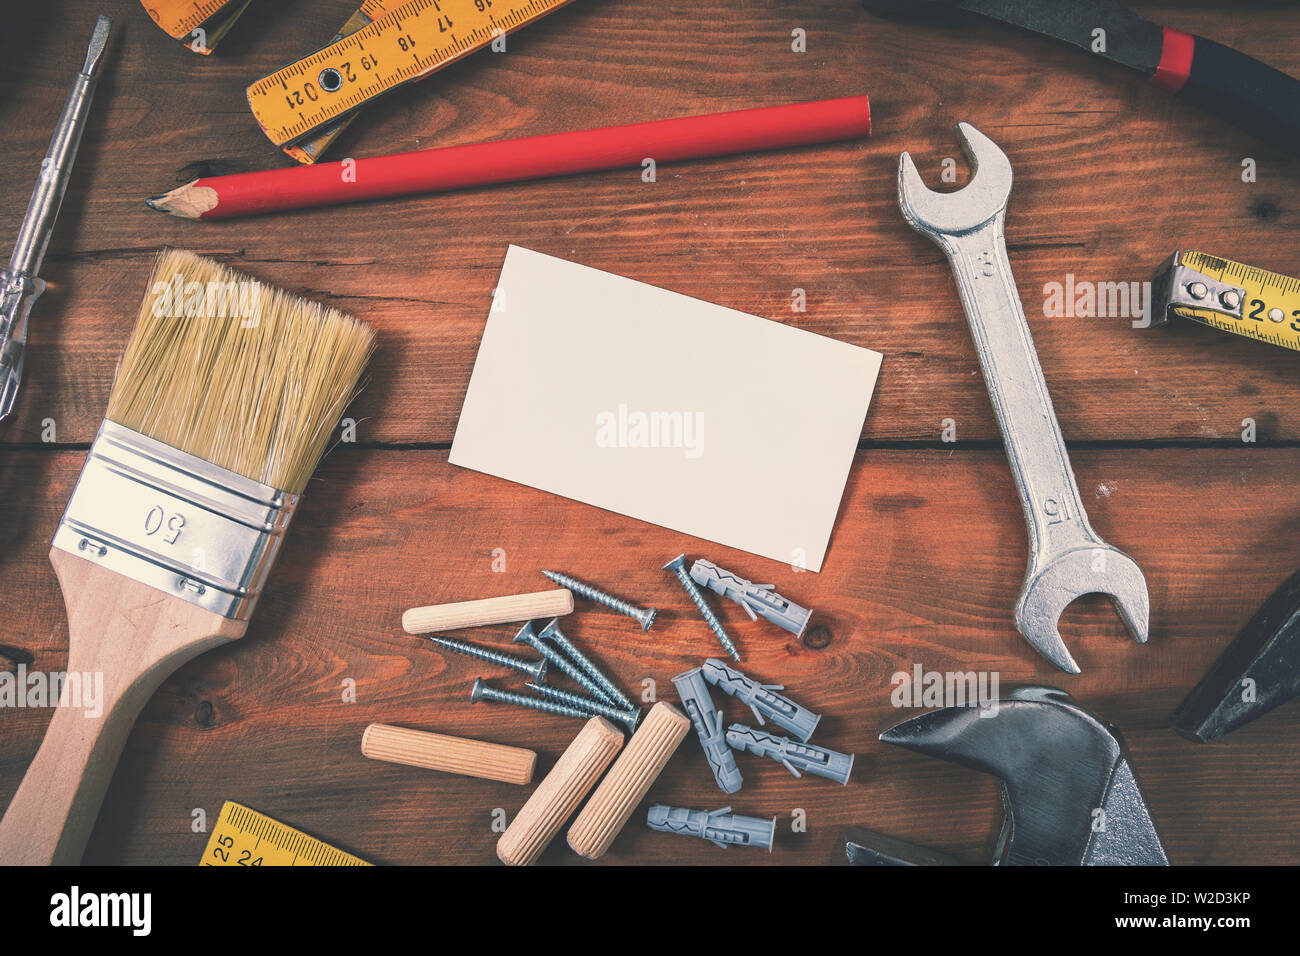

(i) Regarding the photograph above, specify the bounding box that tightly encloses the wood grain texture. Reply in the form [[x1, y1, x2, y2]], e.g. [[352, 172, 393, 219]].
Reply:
[[0, 447, 1298, 865], [0, 550, 243, 864], [1, 0, 1299, 866], [2, 1, 1300, 444]]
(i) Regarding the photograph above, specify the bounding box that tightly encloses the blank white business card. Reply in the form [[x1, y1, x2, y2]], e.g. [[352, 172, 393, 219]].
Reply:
[[449, 245, 882, 572]]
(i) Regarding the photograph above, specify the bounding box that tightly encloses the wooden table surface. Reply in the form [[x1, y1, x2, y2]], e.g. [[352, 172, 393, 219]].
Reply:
[[2, 0, 1299, 866]]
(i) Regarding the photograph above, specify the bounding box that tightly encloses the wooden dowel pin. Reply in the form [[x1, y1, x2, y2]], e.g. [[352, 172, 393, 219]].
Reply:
[[362, 723, 536, 785], [566, 702, 690, 860], [497, 716, 625, 867], [402, 588, 574, 634]]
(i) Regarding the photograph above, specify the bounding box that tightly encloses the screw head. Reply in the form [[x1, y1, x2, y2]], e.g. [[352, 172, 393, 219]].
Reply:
[[470, 677, 487, 703], [1186, 280, 1209, 300], [537, 617, 562, 642], [637, 607, 658, 631], [512, 621, 536, 645], [661, 553, 688, 573], [1220, 289, 1242, 310], [532, 657, 548, 683]]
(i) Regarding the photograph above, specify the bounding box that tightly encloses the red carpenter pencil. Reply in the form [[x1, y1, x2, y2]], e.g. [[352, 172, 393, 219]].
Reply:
[[146, 95, 871, 220]]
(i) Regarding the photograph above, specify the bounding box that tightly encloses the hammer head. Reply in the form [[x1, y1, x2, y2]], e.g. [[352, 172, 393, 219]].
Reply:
[[898, 122, 1013, 238]]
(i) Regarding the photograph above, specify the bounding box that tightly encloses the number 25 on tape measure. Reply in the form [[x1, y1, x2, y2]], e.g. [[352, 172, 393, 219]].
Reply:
[[201, 802, 371, 866]]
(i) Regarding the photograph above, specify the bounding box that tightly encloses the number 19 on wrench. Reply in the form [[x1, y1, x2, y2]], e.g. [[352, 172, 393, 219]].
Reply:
[[898, 123, 1149, 674]]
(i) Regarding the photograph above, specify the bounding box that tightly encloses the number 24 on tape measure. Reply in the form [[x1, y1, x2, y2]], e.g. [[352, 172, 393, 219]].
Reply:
[[201, 801, 371, 866]]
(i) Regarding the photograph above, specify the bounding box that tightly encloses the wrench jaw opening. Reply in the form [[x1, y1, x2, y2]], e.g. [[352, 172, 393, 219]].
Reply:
[[897, 122, 1014, 239], [877, 688, 1169, 867], [1014, 545, 1151, 674], [897, 121, 1152, 674]]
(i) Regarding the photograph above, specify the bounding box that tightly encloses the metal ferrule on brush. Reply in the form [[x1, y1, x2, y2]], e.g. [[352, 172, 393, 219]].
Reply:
[[50, 420, 299, 621]]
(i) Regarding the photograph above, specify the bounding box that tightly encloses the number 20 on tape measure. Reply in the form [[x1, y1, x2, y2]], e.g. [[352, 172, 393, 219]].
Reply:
[[247, 0, 576, 149]]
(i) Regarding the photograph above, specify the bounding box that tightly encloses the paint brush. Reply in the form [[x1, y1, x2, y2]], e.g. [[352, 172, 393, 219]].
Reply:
[[0, 250, 374, 864]]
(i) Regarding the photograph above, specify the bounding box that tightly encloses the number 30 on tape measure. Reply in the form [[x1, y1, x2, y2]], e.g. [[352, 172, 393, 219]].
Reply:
[[247, 0, 576, 151], [1151, 250, 1300, 353], [201, 802, 371, 866]]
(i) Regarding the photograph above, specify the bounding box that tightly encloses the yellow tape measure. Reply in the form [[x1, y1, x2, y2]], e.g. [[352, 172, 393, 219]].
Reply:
[[1153, 250, 1300, 353], [141, 0, 251, 53], [200, 801, 371, 866], [282, 0, 407, 164], [247, 0, 576, 150]]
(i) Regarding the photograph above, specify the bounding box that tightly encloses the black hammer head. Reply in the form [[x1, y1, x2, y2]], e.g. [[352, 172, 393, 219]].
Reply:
[[1173, 568, 1300, 742], [879, 687, 1167, 865]]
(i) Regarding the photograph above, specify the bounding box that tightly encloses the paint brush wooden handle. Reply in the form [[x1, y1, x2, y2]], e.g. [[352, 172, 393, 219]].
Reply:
[[0, 552, 243, 864]]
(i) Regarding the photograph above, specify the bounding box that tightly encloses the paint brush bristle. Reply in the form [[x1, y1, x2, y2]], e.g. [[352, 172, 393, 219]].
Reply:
[[105, 250, 374, 494]]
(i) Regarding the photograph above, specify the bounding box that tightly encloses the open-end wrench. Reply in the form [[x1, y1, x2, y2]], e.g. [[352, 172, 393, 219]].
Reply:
[[897, 124, 1149, 674]]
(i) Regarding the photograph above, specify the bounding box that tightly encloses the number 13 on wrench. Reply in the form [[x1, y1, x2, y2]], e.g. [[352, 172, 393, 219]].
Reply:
[[898, 123, 1149, 674]]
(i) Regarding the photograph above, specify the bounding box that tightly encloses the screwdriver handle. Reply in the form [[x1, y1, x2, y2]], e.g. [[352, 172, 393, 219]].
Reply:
[[1150, 26, 1300, 156]]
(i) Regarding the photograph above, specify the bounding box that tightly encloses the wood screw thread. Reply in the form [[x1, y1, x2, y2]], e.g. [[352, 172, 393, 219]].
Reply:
[[663, 554, 741, 661], [497, 717, 624, 867], [361, 723, 537, 785], [471, 677, 592, 721], [541, 570, 658, 631], [537, 618, 635, 711], [525, 682, 640, 733], [566, 701, 690, 860], [516, 626, 617, 706], [427, 635, 548, 681]]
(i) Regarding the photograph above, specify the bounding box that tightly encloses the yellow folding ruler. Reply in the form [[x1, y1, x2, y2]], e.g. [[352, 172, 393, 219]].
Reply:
[[140, 0, 252, 54], [1151, 250, 1300, 353], [280, 0, 405, 164], [200, 801, 371, 866], [247, 0, 577, 161]]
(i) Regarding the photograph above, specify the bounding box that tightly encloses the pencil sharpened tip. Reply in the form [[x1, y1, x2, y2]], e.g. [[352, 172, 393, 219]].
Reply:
[[144, 195, 165, 211]]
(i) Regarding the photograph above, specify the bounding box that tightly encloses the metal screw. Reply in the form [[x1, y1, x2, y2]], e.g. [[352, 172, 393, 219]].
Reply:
[[1186, 281, 1208, 300], [525, 682, 641, 733], [512, 622, 616, 705], [426, 635, 548, 682], [663, 553, 741, 661], [470, 677, 592, 721], [1220, 289, 1242, 310], [542, 569, 657, 631], [538, 618, 635, 712]]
